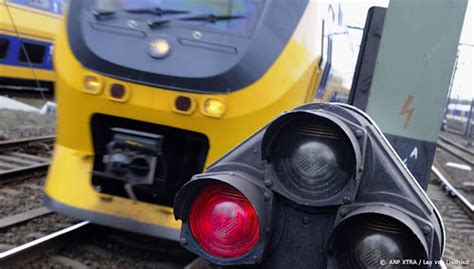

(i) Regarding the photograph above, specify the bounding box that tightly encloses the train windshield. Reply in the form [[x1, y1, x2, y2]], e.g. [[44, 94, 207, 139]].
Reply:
[[95, 0, 260, 34]]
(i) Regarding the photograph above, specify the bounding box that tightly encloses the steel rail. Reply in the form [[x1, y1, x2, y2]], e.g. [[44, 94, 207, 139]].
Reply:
[[0, 221, 91, 268], [438, 136, 474, 156], [431, 166, 472, 269], [0, 136, 54, 182], [0, 135, 55, 153], [0, 207, 53, 231], [439, 260, 447, 269], [436, 140, 474, 166], [431, 166, 474, 213], [0, 162, 50, 182]]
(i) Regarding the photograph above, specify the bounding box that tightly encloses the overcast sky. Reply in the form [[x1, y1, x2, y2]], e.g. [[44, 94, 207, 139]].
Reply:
[[330, 0, 472, 100]]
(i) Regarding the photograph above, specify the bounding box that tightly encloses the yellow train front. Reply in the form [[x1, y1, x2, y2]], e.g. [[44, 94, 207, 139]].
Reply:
[[45, 0, 325, 240], [0, 0, 63, 92]]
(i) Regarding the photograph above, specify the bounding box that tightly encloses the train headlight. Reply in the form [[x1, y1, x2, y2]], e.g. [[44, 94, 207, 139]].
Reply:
[[83, 75, 103, 94], [174, 103, 444, 268], [149, 38, 171, 59], [190, 182, 260, 258], [202, 98, 226, 118]]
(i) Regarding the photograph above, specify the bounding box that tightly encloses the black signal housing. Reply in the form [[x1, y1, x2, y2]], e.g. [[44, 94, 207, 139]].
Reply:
[[174, 103, 444, 268]]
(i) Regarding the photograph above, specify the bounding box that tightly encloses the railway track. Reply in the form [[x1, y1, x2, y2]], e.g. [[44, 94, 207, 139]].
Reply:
[[435, 134, 474, 204], [0, 221, 91, 268], [437, 135, 474, 166], [429, 166, 473, 267], [0, 136, 54, 182], [0, 219, 208, 268], [432, 166, 473, 215], [0, 207, 53, 231], [438, 136, 474, 156]]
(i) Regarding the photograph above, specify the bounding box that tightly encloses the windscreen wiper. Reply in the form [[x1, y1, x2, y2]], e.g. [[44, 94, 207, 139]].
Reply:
[[93, 10, 115, 21], [92, 7, 190, 21], [125, 7, 190, 16], [148, 14, 246, 29], [179, 14, 245, 22]]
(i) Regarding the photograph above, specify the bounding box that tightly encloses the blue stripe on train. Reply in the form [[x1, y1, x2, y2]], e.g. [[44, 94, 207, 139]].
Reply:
[[0, 33, 54, 70], [6, 0, 63, 15]]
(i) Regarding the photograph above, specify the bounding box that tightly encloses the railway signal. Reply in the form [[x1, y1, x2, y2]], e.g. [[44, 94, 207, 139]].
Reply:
[[174, 103, 444, 268]]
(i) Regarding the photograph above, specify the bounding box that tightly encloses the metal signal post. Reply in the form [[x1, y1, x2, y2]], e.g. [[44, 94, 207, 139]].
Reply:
[[350, 0, 468, 188]]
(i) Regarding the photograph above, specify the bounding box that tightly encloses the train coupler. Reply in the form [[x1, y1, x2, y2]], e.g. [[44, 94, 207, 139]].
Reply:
[[93, 128, 164, 187]]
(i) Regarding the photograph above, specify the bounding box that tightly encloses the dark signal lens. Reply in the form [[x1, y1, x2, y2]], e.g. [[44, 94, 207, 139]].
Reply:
[[329, 214, 426, 269], [273, 116, 356, 201], [291, 141, 339, 185], [355, 234, 403, 268], [190, 183, 260, 258]]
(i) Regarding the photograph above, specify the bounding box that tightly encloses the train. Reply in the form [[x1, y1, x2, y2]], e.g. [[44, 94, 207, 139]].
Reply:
[[0, 0, 63, 94], [44, 0, 339, 241], [442, 98, 473, 137]]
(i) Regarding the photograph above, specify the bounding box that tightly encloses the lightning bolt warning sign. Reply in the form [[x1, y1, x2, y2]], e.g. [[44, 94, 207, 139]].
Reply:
[[400, 95, 415, 129]]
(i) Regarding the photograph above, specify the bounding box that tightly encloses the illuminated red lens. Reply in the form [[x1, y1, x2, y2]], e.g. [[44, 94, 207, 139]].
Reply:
[[190, 182, 260, 258]]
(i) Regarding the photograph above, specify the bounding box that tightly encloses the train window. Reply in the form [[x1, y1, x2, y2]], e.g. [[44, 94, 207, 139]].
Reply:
[[0, 38, 9, 59], [26, 0, 51, 9], [96, 0, 261, 35], [19, 42, 46, 64]]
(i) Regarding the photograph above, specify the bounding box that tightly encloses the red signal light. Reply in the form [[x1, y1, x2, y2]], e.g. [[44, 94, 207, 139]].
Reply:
[[190, 182, 260, 258]]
